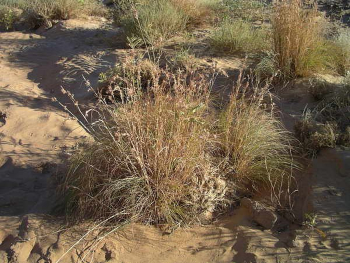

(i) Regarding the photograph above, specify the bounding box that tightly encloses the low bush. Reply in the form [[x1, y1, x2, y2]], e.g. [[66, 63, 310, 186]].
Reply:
[[295, 114, 338, 155], [210, 19, 270, 55], [117, 0, 223, 46], [60, 59, 296, 226]]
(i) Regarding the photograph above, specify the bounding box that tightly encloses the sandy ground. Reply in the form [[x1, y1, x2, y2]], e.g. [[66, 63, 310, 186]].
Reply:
[[0, 18, 349, 263]]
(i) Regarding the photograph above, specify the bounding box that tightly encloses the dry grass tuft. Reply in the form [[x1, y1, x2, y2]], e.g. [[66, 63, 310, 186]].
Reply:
[[223, 0, 270, 21], [118, 0, 222, 46], [272, 0, 322, 78], [218, 76, 295, 188], [271, 0, 344, 78], [63, 59, 227, 225]]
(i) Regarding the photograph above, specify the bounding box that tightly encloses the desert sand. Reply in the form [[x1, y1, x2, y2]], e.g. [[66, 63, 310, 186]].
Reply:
[[0, 18, 350, 263]]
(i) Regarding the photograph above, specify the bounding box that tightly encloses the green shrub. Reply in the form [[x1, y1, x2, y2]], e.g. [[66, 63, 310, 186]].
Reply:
[[210, 19, 270, 55]]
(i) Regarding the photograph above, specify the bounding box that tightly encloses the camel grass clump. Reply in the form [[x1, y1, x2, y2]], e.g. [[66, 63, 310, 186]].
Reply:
[[62, 61, 227, 226], [60, 59, 297, 226]]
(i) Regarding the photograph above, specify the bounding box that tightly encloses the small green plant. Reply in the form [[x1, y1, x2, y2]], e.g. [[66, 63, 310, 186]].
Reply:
[[304, 213, 317, 228], [255, 52, 279, 79], [0, 6, 18, 30], [210, 19, 270, 55]]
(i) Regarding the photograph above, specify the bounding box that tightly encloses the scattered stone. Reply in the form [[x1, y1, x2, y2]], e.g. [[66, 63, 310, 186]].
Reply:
[[241, 198, 278, 229]]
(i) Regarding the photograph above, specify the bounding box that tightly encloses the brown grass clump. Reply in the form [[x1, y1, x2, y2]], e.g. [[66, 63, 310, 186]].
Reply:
[[295, 117, 338, 155], [63, 61, 227, 225], [271, 0, 342, 78]]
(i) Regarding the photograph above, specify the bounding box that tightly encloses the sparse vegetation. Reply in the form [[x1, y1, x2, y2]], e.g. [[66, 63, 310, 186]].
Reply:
[[0, 0, 107, 29], [295, 113, 338, 155], [336, 28, 350, 71], [170, 0, 222, 28], [295, 75, 350, 154], [120, 0, 188, 45], [2, 0, 350, 261]]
